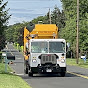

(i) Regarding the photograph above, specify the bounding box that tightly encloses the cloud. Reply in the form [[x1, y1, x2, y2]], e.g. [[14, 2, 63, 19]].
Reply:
[[5, 0, 62, 25]]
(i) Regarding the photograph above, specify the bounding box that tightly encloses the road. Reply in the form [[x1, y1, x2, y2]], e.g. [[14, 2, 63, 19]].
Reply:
[[6, 44, 88, 88]]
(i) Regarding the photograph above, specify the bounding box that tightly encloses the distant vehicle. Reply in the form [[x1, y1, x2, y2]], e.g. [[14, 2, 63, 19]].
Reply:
[[24, 23, 66, 77]]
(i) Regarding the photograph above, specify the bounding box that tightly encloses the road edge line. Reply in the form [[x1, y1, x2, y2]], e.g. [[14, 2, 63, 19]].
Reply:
[[67, 71, 88, 79]]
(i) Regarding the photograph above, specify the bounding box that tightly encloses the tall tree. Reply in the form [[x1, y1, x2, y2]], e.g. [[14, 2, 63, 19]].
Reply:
[[6, 22, 28, 46], [0, 0, 10, 50], [60, 0, 88, 57], [79, 0, 88, 51], [51, 6, 65, 29]]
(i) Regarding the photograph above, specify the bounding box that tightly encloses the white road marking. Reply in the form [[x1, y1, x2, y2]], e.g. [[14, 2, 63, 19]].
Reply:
[[17, 58, 21, 59]]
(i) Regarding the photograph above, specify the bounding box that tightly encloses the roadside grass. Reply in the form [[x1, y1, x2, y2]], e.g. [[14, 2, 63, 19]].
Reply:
[[0, 63, 31, 88], [66, 58, 88, 68], [0, 63, 12, 73]]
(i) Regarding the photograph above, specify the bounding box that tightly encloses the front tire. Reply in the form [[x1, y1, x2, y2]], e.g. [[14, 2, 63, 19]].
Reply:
[[28, 71, 33, 77], [24, 60, 29, 74]]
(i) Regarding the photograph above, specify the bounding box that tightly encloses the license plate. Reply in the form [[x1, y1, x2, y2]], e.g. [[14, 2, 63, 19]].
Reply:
[[46, 69, 52, 72]]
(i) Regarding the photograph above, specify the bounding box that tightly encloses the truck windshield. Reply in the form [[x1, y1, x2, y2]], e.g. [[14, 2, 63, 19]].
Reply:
[[49, 42, 65, 53], [31, 42, 48, 53]]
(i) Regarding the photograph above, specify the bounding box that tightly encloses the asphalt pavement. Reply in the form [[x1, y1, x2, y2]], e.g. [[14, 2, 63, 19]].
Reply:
[[7, 44, 88, 88], [6, 43, 24, 74]]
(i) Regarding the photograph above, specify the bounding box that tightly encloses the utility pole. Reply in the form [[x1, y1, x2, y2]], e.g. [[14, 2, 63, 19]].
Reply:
[[49, 8, 51, 24], [76, 0, 79, 64]]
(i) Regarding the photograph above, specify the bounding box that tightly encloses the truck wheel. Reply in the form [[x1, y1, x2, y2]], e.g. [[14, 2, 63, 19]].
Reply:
[[28, 72, 33, 77], [60, 72, 65, 77]]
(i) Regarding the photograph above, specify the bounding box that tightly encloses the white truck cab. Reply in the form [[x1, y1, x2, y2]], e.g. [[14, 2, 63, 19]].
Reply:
[[28, 39, 66, 77]]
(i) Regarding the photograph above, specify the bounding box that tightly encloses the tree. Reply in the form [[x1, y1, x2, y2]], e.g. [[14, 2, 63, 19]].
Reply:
[[6, 22, 28, 46], [31, 16, 45, 24], [0, 0, 10, 50], [51, 5, 65, 29], [60, 0, 88, 57]]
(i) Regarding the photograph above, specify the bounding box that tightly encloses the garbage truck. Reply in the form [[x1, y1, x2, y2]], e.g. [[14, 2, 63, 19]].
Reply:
[[24, 23, 66, 77]]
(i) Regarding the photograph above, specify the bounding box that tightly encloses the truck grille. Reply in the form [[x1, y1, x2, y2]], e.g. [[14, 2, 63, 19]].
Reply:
[[41, 54, 57, 64]]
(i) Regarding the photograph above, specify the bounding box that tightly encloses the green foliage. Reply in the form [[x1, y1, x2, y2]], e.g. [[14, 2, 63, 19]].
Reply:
[[0, 0, 11, 50], [60, 0, 88, 57], [5, 22, 29, 46], [31, 16, 46, 24], [79, 0, 88, 51], [51, 5, 65, 29], [31, 6, 65, 29]]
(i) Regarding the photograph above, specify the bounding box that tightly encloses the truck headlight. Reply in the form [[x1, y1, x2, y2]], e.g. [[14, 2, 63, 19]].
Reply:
[[61, 59, 65, 63], [32, 59, 37, 63]]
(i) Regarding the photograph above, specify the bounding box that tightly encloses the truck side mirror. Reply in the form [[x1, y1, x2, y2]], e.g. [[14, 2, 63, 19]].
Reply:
[[66, 45, 69, 53]]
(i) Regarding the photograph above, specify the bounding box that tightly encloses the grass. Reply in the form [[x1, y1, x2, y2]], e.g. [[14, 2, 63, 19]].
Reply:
[[66, 58, 88, 68], [0, 63, 12, 73], [0, 74, 31, 88], [0, 63, 32, 88]]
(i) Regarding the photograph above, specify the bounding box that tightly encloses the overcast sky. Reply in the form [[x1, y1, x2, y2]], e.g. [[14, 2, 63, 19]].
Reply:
[[4, 0, 62, 25]]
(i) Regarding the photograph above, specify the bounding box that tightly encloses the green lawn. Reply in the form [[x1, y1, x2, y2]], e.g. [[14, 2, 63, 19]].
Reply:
[[66, 58, 88, 68], [0, 63, 31, 88], [0, 63, 12, 73]]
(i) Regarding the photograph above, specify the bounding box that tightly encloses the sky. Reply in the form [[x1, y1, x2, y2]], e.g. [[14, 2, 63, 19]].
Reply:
[[4, 0, 62, 25]]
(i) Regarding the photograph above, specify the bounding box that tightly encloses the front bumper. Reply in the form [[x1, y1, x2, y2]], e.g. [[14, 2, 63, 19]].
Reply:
[[31, 65, 66, 73]]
